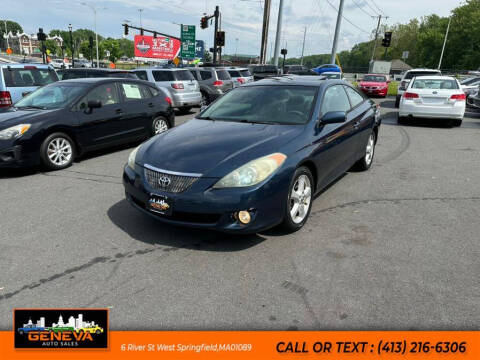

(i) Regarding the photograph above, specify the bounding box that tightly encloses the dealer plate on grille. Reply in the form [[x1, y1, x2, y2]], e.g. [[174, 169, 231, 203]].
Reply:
[[148, 194, 173, 215]]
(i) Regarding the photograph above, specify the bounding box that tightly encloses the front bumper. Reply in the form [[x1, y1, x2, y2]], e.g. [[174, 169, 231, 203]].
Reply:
[[123, 164, 289, 233], [172, 92, 202, 108], [359, 87, 388, 96], [0, 143, 38, 168]]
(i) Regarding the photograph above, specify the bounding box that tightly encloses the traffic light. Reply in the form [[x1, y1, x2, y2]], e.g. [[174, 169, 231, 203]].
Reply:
[[124, 24, 129, 36], [200, 16, 209, 29], [382, 31, 392, 47], [216, 31, 225, 47], [37, 28, 47, 42]]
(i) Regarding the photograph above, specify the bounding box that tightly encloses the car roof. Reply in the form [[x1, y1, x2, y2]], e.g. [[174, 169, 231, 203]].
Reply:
[[411, 75, 457, 80], [322, 71, 341, 75], [405, 68, 441, 73], [64, 68, 134, 73], [243, 75, 343, 87], [0, 63, 54, 69], [57, 77, 144, 84], [134, 68, 190, 71]]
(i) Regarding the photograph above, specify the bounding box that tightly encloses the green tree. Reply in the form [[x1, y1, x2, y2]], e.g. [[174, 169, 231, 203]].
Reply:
[[44, 39, 59, 57], [101, 38, 121, 63], [203, 50, 212, 62], [117, 38, 134, 58], [0, 20, 23, 36]]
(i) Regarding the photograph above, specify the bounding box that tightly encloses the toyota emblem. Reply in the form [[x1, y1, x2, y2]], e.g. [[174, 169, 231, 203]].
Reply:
[[158, 175, 171, 187]]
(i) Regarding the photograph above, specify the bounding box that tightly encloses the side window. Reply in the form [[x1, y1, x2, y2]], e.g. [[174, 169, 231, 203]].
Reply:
[[344, 86, 365, 108], [321, 85, 351, 114], [148, 86, 160, 97], [200, 71, 212, 80], [190, 70, 199, 80], [76, 83, 120, 110], [139, 84, 154, 98], [135, 71, 148, 81], [120, 83, 144, 101]]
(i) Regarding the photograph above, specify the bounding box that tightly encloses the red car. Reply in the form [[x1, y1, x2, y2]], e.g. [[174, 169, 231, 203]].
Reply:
[[358, 74, 390, 97]]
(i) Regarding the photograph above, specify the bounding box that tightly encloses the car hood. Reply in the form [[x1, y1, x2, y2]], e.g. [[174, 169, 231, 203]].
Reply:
[[359, 81, 387, 87], [139, 118, 303, 177], [0, 108, 57, 130]]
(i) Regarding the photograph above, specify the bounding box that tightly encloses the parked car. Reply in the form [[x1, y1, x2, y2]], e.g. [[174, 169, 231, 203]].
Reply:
[[283, 65, 317, 75], [50, 58, 70, 69], [0, 78, 174, 170], [58, 68, 138, 80], [459, 77, 480, 100], [0, 63, 59, 107], [227, 67, 254, 87], [398, 76, 465, 126], [123, 77, 379, 234], [466, 89, 480, 109], [312, 64, 341, 75], [17, 325, 46, 334], [358, 74, 390, 98], [133, 68, 201, 112], [322, 72, 344, 80], [188, 67, 234, 105], [395, 68, 441, 107], [76, 325, 103, 334], [247, 65, 280, 81], [73, 59, 92, 68]]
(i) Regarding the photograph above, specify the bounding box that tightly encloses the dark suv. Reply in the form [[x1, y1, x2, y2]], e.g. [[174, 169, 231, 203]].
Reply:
[[248, 65, 280, 81], [188, 67, 234, 105]]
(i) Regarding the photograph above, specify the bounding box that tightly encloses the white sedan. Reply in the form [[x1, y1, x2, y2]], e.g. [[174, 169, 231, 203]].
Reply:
[[399, 76, 465, 126]]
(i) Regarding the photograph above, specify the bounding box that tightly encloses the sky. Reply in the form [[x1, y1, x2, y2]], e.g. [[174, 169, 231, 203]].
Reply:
[[5, 0, 462, 58]]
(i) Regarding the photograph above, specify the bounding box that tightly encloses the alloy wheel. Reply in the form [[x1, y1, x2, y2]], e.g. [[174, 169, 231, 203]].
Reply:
[[289, 174, 312, 224], [365, 133, 375, 166], [47, 137, 73, 167], [153, 118, 169, 134]]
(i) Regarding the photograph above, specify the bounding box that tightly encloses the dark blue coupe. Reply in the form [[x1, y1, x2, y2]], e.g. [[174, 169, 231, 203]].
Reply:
[[123, 76, 380, 233]]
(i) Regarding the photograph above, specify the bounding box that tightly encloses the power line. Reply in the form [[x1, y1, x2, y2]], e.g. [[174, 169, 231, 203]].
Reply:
[[363, 0, 383, 17], [325, 0, 371, 35], [351, 0, 375, 17], [368, 0, 387, 16]]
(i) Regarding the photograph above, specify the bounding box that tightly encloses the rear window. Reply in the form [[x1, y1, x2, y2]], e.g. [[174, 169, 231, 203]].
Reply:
[[107, 72, 137, 79], [152, 71, 175, 82], [363, 75, 386, 82], [216, 70, 231, 80], [189, 70, 199, 80], [240, 70, 251, 77], [134, 71, 148, 81], [405, 71, 441, 80], [411, 79, 459, 90], [228, 70, 241, 77], [3, 68, 58, 87], [174, 70, 194, 81]]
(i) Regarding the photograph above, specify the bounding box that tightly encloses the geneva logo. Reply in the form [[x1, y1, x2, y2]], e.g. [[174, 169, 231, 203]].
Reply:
[[14, 309, 108, 348], [136, 40, 151, 54]]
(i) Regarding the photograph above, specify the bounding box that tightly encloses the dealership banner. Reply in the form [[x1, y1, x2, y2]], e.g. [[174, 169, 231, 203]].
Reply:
[[134, 35, 181, 62], [1, 330, 479, 359]]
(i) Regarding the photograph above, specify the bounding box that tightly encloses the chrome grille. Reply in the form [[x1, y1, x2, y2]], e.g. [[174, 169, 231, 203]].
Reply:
[[144, 166, 200, 193]]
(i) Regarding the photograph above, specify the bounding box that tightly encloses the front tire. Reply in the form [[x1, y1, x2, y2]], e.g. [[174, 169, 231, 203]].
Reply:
[[280, 167, 314, 233], [353, 131, 376, 171], [151, 116, 170, 135], [452, 119, 462, 127], [40, 133, 75, 171]]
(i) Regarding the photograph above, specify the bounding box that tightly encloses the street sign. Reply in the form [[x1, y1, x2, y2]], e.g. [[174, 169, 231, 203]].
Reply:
[[195, 40, 205, 59], [180, 25, 196, 59], [402, 50, 409, 60]]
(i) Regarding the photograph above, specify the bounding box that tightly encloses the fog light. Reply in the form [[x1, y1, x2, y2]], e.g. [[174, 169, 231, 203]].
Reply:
[[237, 210, 251, 224]]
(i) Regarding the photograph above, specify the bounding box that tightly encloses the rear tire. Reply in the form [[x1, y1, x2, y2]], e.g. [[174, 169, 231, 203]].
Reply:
[[398, 115, 406, 124], [395, 95, 400, 108], [151, 116, 170, 135], [452, 119, 462, 127], [40, 133, 75, 171], [280, 167, 314, 233], [353, 131, 376, 171], [200, 91, 209, 106]]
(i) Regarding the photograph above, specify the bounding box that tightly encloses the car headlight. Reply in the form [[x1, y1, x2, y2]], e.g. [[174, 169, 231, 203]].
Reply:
[[127, 145, 141, 169], [213, 153, 287, 188], [0, 124, 31, 140]]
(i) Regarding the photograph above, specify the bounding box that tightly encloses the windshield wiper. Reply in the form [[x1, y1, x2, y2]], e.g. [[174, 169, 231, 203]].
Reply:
[[16, 105, 48, 110]]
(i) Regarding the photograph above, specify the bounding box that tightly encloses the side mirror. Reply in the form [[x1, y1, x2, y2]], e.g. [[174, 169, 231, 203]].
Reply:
[[319, 111, 346, 125], [87, 100, 102, 109]]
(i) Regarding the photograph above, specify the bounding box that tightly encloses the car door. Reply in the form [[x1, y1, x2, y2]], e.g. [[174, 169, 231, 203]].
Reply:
[[117, 81, 155, 138], [312, 84, 355, 188], [74, 82, 126, 149], [344, 85, 375, 160]]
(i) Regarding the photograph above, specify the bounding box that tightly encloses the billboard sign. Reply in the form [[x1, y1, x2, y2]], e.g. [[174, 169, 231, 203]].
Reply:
[[195, 40, 205, 59], [134, 35, 181, 61], [180, 25, 196, 59]]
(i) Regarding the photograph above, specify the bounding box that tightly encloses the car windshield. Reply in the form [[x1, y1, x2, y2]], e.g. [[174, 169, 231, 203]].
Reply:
[[174, 70, 194, 81], [240, 69, 251, 77], [411, 78, 459, 89], [216, 70, 231, 80], [15, 83, 88, 109], [364, 75, 386, 82], [199, 85, 317, 125], [2, 67, 58, 87]]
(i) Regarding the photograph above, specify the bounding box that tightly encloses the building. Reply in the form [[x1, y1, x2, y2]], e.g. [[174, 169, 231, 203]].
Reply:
[[3, 31, 63, 55]]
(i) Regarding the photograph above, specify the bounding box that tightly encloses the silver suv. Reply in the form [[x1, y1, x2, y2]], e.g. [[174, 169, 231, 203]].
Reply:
[[188, 67, 234, 105], [133, 68, 201, 112], [227, 67, 254, 88], [0, 63, 59, 108]]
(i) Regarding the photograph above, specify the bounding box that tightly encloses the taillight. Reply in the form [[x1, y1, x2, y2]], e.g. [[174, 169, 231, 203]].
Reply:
[[403, 92, 419, 99], [213, 80, 223, 86], [450, 93, 466, 101], [165, 97, 172, 106], [0, 91, 12, 108], [171, 83, 184, 89], [237, 78, 245, 84], [23, 65, 37, 69]]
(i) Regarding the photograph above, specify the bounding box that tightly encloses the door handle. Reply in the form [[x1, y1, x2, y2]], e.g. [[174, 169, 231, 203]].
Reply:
[[115, 109, 123, 114], [148, 103, 154, 108]]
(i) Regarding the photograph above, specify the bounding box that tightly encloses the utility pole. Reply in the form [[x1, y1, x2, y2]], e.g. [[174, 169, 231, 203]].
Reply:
[[438, 16, 452, 70], [213, 6, 220, 65], [259, 0, 271, 64], [68, 24, 75, 68], [273, 0, 284, 67], [330, 0, 345, 64], [138, 9, 143, 29], [300, 27, 307, 66], [370, 15, 382, 62], [3, 20, 9, 50]]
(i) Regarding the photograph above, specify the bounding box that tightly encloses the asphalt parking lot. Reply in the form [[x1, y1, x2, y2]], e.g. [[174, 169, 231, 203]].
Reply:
[[0, 98, 479, 330]]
